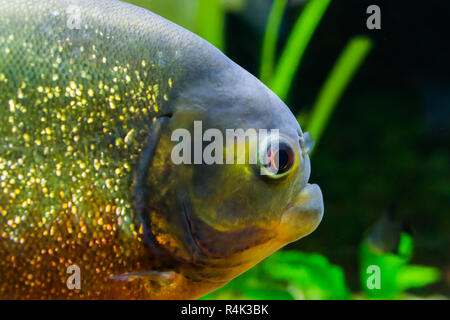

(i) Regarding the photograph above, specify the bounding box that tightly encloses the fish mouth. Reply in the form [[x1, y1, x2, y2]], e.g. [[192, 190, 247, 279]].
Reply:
[[279, 183, 324, 243]]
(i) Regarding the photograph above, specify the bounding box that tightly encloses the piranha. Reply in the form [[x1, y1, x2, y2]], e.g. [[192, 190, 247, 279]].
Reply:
[[0, 0, 324, 299]]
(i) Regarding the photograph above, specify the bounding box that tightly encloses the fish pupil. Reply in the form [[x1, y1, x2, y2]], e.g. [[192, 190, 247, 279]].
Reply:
[[270, 144, 294, 174]]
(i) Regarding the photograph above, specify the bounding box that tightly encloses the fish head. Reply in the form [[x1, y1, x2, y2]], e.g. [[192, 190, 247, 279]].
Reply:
[[143, 63, 324, 282]]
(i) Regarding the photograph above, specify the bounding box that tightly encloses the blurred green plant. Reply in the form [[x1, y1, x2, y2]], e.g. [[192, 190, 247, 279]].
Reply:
[[260, 0, 288, 84], [197, 0, 225, 51], [203, 233, 440, 300], [360, 232, 441, 299], [267, 0, 331, 101], [202, 251, 349, 300]]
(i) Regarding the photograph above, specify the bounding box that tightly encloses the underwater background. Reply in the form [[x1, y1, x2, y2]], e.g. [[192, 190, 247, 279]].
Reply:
[[125, 0, 449, 299]]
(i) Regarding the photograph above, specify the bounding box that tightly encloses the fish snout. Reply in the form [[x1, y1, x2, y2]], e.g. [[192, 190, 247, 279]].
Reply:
[[279, 183, 324, 243]]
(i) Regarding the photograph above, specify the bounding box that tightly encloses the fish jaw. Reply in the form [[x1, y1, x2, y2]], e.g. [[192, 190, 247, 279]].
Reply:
[[278, 183, 324, 243]]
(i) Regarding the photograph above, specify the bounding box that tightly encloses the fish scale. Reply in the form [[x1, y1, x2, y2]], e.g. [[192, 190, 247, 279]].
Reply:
[[0, 0, 215, 299]]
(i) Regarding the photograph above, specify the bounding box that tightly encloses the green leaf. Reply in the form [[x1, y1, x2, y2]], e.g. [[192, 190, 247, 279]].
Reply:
[[397, 265, 441, 290], [270, 0, 331, 100], [360, 232, 441, 299], [206, 251, 350, 300], [260, 0, 288, 84], [398, 232, 414, 260]]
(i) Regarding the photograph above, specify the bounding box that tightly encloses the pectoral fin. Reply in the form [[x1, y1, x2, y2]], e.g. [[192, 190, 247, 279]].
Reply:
[[109, 270, 176, 284], [108, 270, 185, 299], [108, 270, 221, 299]]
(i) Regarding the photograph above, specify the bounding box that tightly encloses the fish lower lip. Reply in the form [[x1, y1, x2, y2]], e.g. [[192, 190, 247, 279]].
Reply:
[[280, 183, 324, 242]]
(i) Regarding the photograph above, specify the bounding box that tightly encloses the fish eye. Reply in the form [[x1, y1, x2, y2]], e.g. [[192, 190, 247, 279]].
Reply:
[[259, 134, 297, 178]]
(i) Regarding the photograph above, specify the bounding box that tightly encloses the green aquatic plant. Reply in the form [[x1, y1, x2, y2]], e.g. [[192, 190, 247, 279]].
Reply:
[[267, 0, 331, 101], [197, 0, 225, 51], [204, 233, 440, 300], [360, 232, 441, 299], [259, 0, 288, 84], [202, 250, 350, 300]]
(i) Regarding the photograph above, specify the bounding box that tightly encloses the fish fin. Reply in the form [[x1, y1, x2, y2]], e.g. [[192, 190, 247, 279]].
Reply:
[[108, 270, 188, 299], [108, 270, 176, 284], [108, 271, 224, 299]]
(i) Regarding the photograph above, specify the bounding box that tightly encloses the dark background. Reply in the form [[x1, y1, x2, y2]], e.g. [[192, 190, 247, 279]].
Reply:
[[225, 0, 449, 295]]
